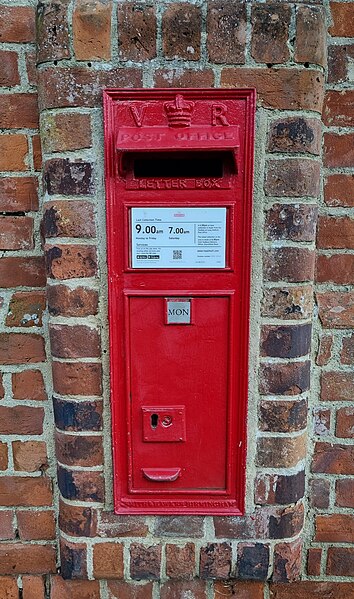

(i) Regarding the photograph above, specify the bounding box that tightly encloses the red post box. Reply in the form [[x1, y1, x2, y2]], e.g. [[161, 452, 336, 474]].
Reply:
[[104, 89, 256, 514]]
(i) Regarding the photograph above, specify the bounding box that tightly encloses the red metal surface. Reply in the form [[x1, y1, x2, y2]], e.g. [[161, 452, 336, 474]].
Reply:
[[104, 88, 256, 514]]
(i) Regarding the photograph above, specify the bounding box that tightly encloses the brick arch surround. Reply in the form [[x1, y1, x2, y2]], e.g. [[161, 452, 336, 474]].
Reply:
[[1, 0, 354, 597]]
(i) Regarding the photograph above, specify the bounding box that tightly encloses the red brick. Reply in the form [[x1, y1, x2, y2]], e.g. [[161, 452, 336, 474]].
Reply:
[[316, 335, 333, 366], [328, 44, 351, 84], [336, 479, 354, 508], [323, 90, 354, 127], [324, 133, 354, 168], [0, 477, 52, 507], [325, 174, 354, 207], [265, 159, 320, 197], [336, 407, 354, 438], [54, 398, 102, 433], [268, 117, 321, 155], [0, 217, 33, 250], [265, 204, 317, 242], [0, 544, 55, 575], [309, 478, 330, 509], [166, 543, 195, 579], [154, 516, 203, 538], [0, 6, 35, 42], [44, 158, 93, 196], [98, 512, 148, 538], [47, 285, 98, 317], [161, 581, 207, 599], [50, 576, 100, 599], [254, 471, 305, 506], [42, 113, 92, 153], [107, 581, 153, 599], [214, 511, 268, 540], [0, 511, 14, 540], [52, 362, 102, 396], [0, 406, 44, 435], [329, 2, 354, 37], [207, 1, 246, 64], [154, 69, 215, 88], [0, 257, 45, 288], [261, 323, 312, 358], [0, 577, 18, 599], [93, 542, 124, 579], [22, 576, 45, 599], [317, 292, 354, 328], [237, 543, 269, 580], [312, 442, 354, 475], [0, 177, 38, 212], [270, 582, 354, 599], [162, 4, 201, 61], [327, 547, 354, 576], [259, 361, 310, 395], [32, 135, 42, 172], [50, 324, 100, 358], [307, 548, 322, 576], [295, 6, 326, 67], [38, 67, 142, 110], [73, 0, 112, 60], [26, 51, 37, 87], [257, 435, 306, 468], [317, 254, 354, 285], [60, 538, 87, 579], [17, 510, 56, 541], [321, 371, 354, 402], [0, 442, 8, 470], [200, 543, 231, 579], [251, 3, 290, 64], [55, 431, 103, 467], [0, 95, 38, 129], [45, 244, 97, 280], [12, 370, 47, 401], [317, 216, 354, 249], [58, 499, 98, 537], [316, 514, 354, 543], [43, 201, 95, 238], [12, 441, 48, 472], [214, 581, 264, 599], [6, 292, 45, 328], [0, 334, 45, 366], [260, 399, 307, 433], [262, 285, 313, 320], [118, 3, 156, 62], [36, 0, 70, 63], [130, 543, 161, 580], [273, 539, 302, 583], [0, 51, 19, 87], [264, 248, 315, 283], [221, 68, 324, 113], [313, 407, 331, 436], [0, 135, 28, 172]]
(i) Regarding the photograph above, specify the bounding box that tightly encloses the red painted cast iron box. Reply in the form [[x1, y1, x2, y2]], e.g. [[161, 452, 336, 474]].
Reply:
[[104, 88, 256, 514]]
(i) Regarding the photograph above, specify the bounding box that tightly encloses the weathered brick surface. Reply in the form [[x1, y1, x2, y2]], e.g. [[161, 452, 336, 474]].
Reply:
[[118, 3, 156, 62], [251, 4, 291, 64], [207, 1, 246, 64], [162, 4, 201, 61], [93, 542, 124, 578], [268, 117, 321, 155], [41, 113, 92, 153], [295, 6, 326, 67], [73, 0, 112, 60], [0, 544, 56, 575], [317, 254, 354, 284]]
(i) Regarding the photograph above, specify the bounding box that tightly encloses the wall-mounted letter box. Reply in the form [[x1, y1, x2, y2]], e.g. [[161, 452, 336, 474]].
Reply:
[[104, 89, 255, 514]]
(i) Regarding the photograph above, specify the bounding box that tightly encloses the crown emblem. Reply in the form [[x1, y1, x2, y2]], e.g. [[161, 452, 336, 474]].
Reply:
[[164, 94, 195, 127]]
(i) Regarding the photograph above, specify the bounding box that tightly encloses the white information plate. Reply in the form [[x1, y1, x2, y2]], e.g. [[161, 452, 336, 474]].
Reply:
[[131, 207, 226, 269]]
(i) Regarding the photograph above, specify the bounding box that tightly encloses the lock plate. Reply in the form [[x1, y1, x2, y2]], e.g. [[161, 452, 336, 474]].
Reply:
[[142, 406, 186, 442]]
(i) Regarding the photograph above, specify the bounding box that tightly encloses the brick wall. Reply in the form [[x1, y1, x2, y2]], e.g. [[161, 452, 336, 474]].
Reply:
[[0, 1, 353, 598]]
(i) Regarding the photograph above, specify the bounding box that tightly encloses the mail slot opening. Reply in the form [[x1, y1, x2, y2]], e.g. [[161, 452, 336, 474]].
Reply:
[[133, 151, 230, 178]]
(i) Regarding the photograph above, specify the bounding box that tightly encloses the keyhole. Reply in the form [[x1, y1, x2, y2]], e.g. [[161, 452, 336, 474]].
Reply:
[[151, 413, 158, 429]]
